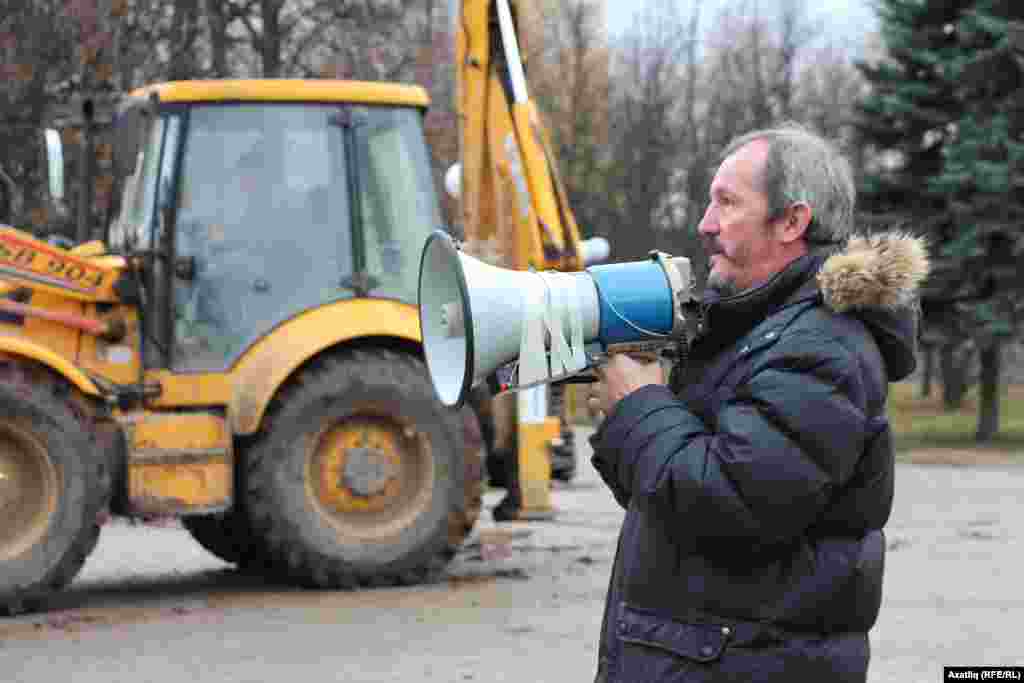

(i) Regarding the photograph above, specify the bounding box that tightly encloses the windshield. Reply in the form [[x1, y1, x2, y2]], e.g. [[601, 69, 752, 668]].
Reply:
[[170, 102, 439, 372]]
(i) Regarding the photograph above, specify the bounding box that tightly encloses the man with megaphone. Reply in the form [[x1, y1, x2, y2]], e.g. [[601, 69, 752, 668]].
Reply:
[[419, 122, 928, 681], [583, 123, 929, 682]]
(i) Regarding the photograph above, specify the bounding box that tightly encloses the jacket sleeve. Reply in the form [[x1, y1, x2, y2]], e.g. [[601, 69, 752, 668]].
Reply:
[[589, 330, 872, 546]]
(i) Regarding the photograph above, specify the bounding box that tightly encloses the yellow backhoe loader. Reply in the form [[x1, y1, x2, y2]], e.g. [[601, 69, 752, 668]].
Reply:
[[0, 0, 593, 613], [0, 79, 483, 613]]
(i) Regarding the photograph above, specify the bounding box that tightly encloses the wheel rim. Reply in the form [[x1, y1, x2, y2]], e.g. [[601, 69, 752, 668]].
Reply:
[[306, 412, 435, 542], [0, 420, 59, 561]]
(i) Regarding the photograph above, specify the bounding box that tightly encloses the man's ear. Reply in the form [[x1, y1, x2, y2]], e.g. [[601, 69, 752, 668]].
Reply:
[[776, 202, 812, 244]]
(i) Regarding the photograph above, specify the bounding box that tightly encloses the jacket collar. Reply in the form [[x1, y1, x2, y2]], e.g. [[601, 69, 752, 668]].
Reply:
[[700, 248, 829, 342], [696, 232, 930, 381]]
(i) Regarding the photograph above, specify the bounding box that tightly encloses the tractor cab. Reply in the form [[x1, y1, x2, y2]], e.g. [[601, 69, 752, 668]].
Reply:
[[108, 81, 443, 373]]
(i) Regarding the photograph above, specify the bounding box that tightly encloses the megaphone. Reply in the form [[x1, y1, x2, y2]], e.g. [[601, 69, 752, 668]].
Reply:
[[418, 230, 698, 408]]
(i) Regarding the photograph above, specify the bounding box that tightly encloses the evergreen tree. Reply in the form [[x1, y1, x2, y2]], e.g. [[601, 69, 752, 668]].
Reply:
[[856, 0, 968, 223], [929, 2, 1024, 439], [855, 0, 975, 409]]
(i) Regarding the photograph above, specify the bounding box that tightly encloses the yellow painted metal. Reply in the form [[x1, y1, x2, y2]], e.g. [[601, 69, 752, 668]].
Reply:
[[131, 80, 430, 108], [16, 291, 82, 359], [511, 99, 584, 268], [0, 227, 122, 303], [454, 2, 582, 272], [455, 0, 491, 253], [76, 305, 142, 386], [146, 371, 232, 408], [0, 336, 100, 397], [229, 298, 421, 435], [122, 411, 232, 515], [309, 418, 404, 515], [516, 416, 561, 519], [127, 411, 228, 450], [0, 418, 59, 561], [305, 412, 435, 542], [127, 458, 232, 516]]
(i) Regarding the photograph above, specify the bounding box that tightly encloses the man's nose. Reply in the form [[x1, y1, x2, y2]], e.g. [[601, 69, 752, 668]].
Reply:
[[698, 205, 717, 235]]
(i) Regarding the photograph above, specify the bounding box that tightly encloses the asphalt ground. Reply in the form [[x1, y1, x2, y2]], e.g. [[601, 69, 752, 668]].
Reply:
[[0, 428, 1019, 682]]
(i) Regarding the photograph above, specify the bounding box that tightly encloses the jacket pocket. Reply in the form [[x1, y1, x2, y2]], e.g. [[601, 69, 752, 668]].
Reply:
[[615, 605, 731, 680]]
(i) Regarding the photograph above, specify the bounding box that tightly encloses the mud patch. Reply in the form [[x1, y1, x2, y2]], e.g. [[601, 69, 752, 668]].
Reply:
[[0, 600, 225, 641], [902, 449, 1021, 467]]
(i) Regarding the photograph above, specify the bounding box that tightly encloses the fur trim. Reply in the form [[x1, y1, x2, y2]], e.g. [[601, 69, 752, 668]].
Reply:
[[817, 232, 930, 313]]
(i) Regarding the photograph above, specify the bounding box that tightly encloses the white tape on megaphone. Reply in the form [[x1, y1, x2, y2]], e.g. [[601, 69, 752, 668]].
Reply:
[[417, 231, 697, 408]]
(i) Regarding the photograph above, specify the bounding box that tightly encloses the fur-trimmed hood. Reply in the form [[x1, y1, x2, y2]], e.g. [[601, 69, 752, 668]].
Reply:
[[817, 232, 930, 314], [817, 232, 930, 382], [700, 231, 930, 383]]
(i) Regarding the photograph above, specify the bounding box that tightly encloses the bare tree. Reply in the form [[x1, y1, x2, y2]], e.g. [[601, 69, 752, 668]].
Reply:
[[527, 0, 611, 240], [167, 0, 204, 80], [290, 0, 433, 81], [0, 0, 76, 230], [603, 0, 693, 262], [795, 43, 868, 173]]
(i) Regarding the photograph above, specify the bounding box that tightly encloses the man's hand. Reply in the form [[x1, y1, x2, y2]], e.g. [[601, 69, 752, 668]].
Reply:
[[588, 353, 665, 418]]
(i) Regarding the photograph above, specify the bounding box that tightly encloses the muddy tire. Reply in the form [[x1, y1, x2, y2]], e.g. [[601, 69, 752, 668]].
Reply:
[[182, 509, 270, 571], [550, 428, 577, 483], [0, 381, 106, 614], [244, 349, 480, 588]]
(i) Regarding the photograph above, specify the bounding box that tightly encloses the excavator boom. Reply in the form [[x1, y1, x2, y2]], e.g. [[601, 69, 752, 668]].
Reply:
[[454, 0, 585, 271], [450, 0, 606, 519]]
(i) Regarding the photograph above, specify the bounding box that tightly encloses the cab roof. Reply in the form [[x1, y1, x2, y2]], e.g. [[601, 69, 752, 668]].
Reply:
[[129, 79, 430, 108]]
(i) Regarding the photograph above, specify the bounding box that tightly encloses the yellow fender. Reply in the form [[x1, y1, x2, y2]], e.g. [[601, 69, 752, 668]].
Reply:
[[229, 298, 422, 435], [0, 336, 101, 396]]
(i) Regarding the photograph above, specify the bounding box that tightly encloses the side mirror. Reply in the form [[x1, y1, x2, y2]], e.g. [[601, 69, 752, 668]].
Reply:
[[44, 128, 64, 202]]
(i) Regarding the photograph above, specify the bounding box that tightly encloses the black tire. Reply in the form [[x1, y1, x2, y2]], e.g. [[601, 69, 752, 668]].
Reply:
[[244, 349, 480, 588], [470, 388, 511, 489], [0, 380, 106, 614], [550, 428, 577, 483], [182, 509, 264, 569]]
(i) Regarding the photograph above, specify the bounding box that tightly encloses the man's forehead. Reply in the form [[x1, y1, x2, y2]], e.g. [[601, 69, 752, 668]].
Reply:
[[712, 139, 769, 192]]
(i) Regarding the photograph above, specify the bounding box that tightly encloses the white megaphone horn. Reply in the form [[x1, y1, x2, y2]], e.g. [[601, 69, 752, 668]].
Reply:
[[418, 231, 698, 408]]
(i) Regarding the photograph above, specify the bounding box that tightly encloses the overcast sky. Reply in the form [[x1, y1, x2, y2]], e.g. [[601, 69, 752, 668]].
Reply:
[[606, 0, 878, 51]]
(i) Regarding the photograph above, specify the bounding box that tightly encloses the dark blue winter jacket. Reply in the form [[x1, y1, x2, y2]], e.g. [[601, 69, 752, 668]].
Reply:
[[590, 234, 929, 682]]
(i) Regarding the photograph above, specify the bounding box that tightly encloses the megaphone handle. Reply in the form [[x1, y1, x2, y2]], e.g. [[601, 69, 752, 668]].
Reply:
[[553, 373, 600, 385]]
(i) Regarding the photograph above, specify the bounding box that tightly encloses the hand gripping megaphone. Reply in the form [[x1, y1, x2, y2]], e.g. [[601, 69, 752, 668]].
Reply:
[[418, 231, 699, 408]]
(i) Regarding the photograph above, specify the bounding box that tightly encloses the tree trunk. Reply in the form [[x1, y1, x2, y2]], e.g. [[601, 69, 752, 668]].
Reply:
[[976, 341, 1002, 442], [260, 0, 282, 77], [941, 341, 969, 410], [76, 113, 95, 243], [168, 0, 201, 80], [205, 0, 229, 78], [919, 343, 934, 398]]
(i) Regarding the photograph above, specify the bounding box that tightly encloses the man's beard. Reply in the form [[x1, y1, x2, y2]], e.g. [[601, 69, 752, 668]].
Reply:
[[705, 268, 742, 298], [703, 236, 743, 298]]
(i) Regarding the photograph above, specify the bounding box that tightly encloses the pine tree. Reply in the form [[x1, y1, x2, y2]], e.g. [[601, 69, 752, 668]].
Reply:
[[855, 0, 976, 408], [929, 1, 1024, 439]]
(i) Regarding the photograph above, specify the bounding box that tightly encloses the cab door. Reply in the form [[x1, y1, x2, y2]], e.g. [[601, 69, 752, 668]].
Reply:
[[170, 103, 356, 372]]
